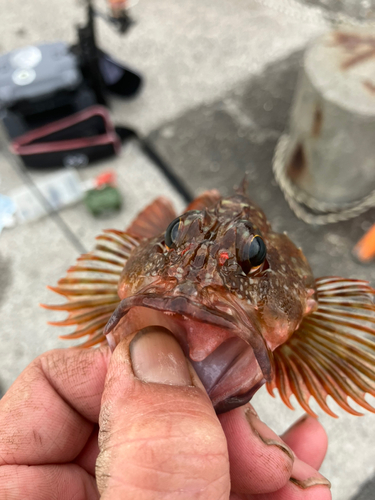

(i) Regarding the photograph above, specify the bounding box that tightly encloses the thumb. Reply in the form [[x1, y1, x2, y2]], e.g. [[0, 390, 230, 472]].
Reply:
[[96, 327, 230, 500]]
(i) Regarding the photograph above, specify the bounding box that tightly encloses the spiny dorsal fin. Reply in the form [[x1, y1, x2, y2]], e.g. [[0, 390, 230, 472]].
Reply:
[[185, 189, 221, 212], [235, 175, 249, 196], [126, 196, 177, 239], [267, 277, 375, 417], [41, 229, 139, 348]]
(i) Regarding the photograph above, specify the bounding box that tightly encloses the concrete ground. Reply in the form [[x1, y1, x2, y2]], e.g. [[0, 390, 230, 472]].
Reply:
[[0, 1, 375, 499]]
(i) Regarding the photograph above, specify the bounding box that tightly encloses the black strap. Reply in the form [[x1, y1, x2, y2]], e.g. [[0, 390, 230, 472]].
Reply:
[[115, 125, 193, 204]]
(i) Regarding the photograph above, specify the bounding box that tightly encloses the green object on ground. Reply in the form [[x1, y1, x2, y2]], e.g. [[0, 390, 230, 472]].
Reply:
[[84, 185, 122, 217]]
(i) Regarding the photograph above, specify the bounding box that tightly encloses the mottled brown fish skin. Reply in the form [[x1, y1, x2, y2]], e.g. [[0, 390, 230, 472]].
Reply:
[[117, 192, 317, 354]]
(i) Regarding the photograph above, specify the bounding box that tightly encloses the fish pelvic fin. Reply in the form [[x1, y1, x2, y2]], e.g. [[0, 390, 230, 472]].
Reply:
[[126, 196, 177, 239], [267, 277, 375, 417], [41, 229, 139, 348]]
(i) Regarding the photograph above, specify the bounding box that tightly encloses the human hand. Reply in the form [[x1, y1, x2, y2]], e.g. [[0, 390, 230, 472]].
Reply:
[[0, 328, 331, 499]]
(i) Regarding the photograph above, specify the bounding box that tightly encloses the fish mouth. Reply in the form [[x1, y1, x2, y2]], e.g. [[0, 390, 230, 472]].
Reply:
[[104, 294, 271, 413]]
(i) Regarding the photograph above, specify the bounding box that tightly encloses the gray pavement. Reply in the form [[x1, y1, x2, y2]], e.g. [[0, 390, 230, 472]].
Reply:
[[0, 1, 374, 499]]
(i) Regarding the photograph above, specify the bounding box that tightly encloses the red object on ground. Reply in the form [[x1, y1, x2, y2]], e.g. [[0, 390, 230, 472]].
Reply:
[[95, 171, 117, 188]]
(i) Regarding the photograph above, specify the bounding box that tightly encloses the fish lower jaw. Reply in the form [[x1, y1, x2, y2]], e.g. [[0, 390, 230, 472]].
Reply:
[[108, 306, 265, 413]]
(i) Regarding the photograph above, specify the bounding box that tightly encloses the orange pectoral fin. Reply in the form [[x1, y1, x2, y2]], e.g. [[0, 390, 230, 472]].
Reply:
[[41, 229, 139, 348], [267, 277, 375, 417]]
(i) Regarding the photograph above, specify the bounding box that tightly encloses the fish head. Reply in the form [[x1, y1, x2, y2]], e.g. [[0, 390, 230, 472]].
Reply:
[[106, 193, 317, 412]]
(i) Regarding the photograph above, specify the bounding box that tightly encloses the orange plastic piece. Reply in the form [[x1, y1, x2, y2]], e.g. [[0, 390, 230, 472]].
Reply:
[[107, 0, 128, 6], [95, 171, 117, 188], [107, 0, 127, 15], [353, 224, 375, 263]]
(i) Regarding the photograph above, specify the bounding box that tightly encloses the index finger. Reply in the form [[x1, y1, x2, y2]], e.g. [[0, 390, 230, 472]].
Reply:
[[0, 346, 110, 465]]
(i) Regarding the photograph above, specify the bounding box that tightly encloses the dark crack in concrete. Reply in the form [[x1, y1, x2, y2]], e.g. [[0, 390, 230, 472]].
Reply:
[[351, 474, 375, 500], [0, 256, 12, 309]]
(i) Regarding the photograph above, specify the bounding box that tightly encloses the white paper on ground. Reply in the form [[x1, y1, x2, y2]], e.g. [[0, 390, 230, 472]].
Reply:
[[10, 169, 83, 224]]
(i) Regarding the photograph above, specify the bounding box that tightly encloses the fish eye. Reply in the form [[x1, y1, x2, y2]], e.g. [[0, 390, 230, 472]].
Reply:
[[248, 236, 267, 267], [165, 217, 182, 249], [237, 235, 267, 275]]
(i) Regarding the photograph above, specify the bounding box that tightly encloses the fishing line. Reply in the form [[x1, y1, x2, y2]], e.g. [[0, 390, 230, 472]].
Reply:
[[16, 166, 87, 254]]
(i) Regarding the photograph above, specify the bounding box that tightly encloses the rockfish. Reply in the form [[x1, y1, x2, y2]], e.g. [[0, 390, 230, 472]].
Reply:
[[43, 186, 375, 416]]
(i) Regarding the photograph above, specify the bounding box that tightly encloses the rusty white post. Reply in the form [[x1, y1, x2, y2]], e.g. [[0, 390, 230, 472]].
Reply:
[[283, 27, 375, 206]]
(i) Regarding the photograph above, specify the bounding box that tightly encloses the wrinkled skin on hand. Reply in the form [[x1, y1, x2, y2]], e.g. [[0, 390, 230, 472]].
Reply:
[[0, 336, 331, 500]]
